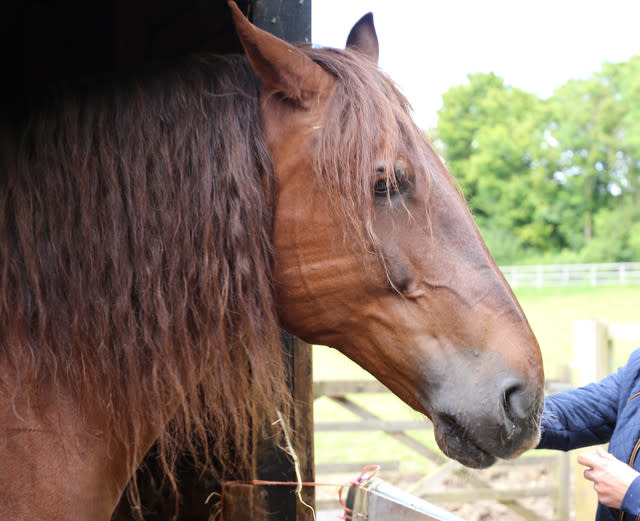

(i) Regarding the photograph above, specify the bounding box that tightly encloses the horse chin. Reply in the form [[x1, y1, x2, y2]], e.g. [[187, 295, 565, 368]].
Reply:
[[431, 411, 542, 469], [432, 416, 498, 469]]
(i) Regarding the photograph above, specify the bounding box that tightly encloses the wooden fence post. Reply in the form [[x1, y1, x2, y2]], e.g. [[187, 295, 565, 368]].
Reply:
[[554, 365, 572, 521], [572, 319, 611, 521]]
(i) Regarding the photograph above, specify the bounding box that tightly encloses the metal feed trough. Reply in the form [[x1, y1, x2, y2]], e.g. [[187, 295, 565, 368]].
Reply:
[[345, 478, 466, 521]]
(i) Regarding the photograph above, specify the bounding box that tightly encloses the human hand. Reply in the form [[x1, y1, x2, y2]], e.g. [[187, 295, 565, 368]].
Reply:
[[578, 447, 640, 509]]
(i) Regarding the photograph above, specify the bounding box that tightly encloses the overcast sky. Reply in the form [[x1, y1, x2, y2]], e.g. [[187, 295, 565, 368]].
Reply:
[[312, 0, 640, 129]]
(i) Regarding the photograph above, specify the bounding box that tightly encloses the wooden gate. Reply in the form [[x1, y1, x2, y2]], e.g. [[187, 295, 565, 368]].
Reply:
[[314, 377, 571, 520]]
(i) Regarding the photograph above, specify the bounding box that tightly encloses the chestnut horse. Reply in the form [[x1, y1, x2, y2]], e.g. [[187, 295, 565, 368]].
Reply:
[[0, 3, 544, 520]]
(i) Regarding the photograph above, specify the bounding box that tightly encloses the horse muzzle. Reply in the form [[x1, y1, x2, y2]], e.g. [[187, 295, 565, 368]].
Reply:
[[429, 378, 544, 469]]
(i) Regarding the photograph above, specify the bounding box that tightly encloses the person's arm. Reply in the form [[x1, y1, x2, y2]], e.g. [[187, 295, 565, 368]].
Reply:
[[621, 475, 640, 516], [578, 447, 640, 512], [537, 366, 623, 451]]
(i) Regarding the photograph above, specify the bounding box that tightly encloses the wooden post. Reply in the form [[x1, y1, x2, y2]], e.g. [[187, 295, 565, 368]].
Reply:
[[250, 0, 311, 43], [255, 333, 315, 521], [554, 365, 572, 521], [572, 319, 611, 521], [573, 319, 611, 385], [216, 4, 315, 520], [248, 2, 314, 518]]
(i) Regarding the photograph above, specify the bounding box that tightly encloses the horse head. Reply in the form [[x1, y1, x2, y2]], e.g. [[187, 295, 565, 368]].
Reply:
[[230, 2, 544, 468]]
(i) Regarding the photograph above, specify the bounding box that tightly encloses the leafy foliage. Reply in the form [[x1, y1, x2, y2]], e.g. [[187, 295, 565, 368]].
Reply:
[[434, 56, 640, 263]]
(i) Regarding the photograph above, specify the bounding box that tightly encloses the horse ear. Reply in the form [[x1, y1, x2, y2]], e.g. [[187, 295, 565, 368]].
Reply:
[[345, 13, 379, 64], [228, 1, 335, 108]]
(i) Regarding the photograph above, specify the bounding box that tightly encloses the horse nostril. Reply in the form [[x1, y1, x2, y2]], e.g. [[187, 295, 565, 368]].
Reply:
[[502, 381, 531, 423]]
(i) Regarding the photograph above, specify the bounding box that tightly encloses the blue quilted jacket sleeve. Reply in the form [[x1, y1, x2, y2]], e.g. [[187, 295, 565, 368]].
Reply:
[[537, 366, 623, 451], [622, 476, 640, 516]]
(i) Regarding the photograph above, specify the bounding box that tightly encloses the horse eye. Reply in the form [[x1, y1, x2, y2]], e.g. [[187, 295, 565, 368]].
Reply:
[[374, 175, 393, 196], [394, 161, 408, 180], [374, 160, 409, 196]]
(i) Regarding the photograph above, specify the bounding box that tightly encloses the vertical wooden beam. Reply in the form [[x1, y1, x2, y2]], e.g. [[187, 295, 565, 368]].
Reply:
[[572, 319, 611, 521], [248, 3, 314, 519], [553, 365, 572, 521], [212, 3, 315, 520], [250, 0, 311, 43], [291, 334, 315, 521], [256, 333, 315, 521], [573, 319, 612, 384]]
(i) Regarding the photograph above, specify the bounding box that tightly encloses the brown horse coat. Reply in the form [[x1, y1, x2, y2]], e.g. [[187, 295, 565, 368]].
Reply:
[[0, 4, 544, 520]]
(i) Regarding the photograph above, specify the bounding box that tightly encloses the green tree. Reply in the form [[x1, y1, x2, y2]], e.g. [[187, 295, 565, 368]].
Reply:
[[435, 73, 556, 257], [581, 204, 640, 262], [544, 75, 623, 244], [601, 56, 640, 205], [436, 57, 640, 263]]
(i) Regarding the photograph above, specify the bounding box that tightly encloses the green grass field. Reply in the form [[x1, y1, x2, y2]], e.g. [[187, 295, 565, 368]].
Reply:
[[313, 285, 640, 475]]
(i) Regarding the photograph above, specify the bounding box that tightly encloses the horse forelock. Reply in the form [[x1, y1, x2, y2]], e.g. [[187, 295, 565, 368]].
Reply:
[[0, 54, 290, 499], [301, 45, 433, 246]]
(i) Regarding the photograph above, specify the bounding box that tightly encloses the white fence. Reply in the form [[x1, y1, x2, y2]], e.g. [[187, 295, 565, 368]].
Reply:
[[500, 262, 640, 288]]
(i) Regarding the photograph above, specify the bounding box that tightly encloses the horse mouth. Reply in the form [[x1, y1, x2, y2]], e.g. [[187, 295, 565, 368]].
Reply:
[[433, 414, 498, 469]]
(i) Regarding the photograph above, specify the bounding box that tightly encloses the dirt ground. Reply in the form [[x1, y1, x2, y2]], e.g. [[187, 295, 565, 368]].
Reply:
[[426, 464, 561, 521]]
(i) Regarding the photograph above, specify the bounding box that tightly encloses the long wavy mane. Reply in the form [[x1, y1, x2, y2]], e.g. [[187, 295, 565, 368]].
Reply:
[[0, 55, 288, 491], [0, 39, 433, 516]]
